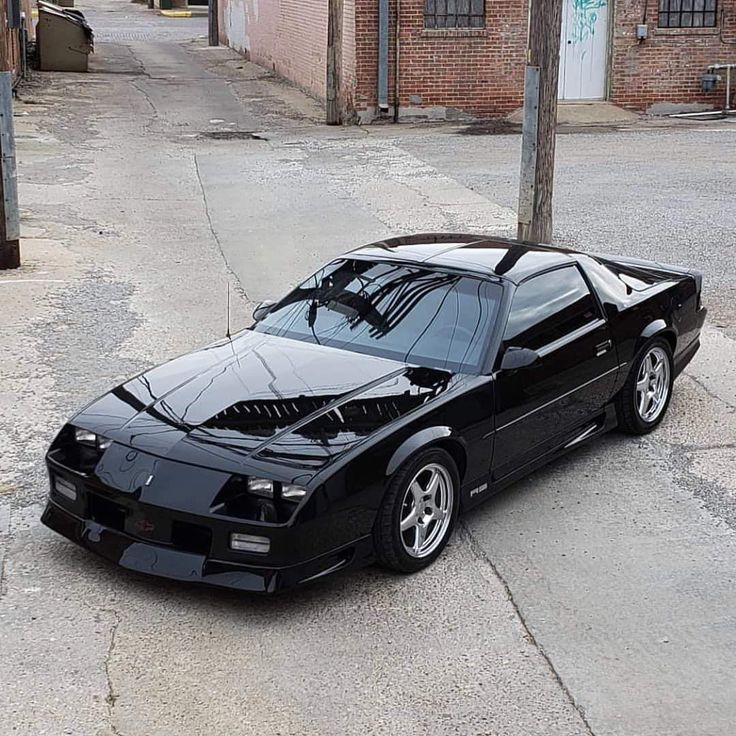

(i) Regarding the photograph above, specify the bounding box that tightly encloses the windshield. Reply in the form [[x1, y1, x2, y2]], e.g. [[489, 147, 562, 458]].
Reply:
[[253, 259, 502, 373]]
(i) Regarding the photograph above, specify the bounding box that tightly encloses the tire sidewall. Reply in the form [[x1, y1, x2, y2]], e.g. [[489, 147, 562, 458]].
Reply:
[[381, 447, 460, 573]]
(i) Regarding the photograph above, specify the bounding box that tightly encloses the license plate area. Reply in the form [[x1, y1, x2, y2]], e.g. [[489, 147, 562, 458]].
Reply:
[[125, 508, 170, 542]]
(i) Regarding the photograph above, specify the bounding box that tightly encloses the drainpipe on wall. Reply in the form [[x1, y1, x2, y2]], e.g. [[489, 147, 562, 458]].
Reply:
[[378, 0, 389, 113], [393, 0, 401, 122]]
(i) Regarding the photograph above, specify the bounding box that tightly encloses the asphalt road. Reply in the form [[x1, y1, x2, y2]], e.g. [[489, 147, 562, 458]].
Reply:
[[1, 2, 734, 734]]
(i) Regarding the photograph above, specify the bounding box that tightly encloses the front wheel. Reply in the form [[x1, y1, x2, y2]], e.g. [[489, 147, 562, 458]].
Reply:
[[374, 448, 459, 574], [616, 338, 674, 434]]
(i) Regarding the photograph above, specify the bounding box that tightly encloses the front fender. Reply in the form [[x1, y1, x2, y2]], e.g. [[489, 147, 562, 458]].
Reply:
[[385, 427, 464, 476]]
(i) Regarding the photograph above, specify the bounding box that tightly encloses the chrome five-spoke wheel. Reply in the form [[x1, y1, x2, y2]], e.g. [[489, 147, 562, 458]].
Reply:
[[400, 463, 454, 558], [636, 345, 671, 423], [374, 447, 459, 573]]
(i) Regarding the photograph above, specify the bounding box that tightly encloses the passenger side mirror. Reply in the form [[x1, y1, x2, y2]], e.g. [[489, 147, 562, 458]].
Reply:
[[252, 300, 277, 322], [501, 346, 540, 371]]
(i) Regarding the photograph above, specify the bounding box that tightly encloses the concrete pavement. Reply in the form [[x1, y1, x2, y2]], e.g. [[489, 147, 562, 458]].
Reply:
[[1, 1, 734, 734]]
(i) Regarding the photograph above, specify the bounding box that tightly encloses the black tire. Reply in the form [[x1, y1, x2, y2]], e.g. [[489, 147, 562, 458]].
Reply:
[[616, 337, 674, 435], [373, 447, 460, 574]]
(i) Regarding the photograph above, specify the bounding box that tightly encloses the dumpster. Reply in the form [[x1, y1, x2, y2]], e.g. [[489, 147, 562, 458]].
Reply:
[[37, 1, 93, 72]]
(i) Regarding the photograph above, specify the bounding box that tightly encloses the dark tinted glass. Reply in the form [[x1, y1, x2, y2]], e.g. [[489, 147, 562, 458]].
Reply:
[[424, 0, 485, 28], [658, 0, 717, 27], [504, 267, 599, 351], [254, 259, 501, 373]]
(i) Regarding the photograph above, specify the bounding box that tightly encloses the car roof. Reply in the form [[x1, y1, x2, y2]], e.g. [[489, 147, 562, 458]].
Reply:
[[348, 233, 577, 285]]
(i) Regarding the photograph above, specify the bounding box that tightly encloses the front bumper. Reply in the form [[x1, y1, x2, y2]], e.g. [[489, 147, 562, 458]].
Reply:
[[42, 498, 374, 593]]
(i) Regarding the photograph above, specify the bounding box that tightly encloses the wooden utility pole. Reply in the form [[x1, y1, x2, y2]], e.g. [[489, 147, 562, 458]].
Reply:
[[517, 0, 564, 244], [208, 0, 219, 46], [0, 71, 19, 269], [326, 0, 343, 125]]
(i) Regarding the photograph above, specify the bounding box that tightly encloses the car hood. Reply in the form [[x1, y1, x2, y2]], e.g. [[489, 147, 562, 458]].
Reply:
[[73, 330, 459, 477]]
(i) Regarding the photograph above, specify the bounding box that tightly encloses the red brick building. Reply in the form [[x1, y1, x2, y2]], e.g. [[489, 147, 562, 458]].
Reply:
[[218, 1, 736, 122]]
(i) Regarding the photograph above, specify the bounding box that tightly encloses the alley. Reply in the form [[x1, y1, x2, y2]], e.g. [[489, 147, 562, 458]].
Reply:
[[1, 1, 734, 734]]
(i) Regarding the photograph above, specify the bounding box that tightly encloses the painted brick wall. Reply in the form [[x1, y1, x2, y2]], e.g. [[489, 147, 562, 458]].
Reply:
[[610, 0, 736, 111], [220, 0, 328, 100], [354, 0, 529, 121]]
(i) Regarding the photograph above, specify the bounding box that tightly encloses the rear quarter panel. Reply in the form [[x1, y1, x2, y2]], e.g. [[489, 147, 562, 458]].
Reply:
[[578, 255, 699, 392]]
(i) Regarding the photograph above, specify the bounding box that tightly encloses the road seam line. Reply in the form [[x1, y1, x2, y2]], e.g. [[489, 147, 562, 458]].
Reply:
[[193, 153, 251, 304], [103, 608, 123, 736], [459, 521, 597, 736]]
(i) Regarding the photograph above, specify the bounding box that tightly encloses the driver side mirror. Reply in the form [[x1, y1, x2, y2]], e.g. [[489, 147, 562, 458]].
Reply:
[[252, 300, 277, 322], [501, 346, 540, 371]]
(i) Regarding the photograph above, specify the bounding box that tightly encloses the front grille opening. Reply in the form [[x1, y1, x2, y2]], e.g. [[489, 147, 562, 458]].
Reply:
[[171, 521, 212, 556], [88, 494, 126, 531], [210, 476, 296, 524]]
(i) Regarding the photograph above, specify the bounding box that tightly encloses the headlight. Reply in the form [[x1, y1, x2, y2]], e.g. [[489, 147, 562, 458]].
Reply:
[[246, 477, 307, 500], [74, 428, 113, 452]]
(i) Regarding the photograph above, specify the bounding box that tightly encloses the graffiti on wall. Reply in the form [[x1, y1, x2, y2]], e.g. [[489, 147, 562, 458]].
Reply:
[[571, 0, 607, 44]]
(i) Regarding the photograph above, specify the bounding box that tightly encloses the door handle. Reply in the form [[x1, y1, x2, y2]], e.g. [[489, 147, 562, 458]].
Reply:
[[596, 339, 612, 356]]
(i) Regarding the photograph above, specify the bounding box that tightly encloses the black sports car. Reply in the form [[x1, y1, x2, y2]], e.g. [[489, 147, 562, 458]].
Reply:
[[42, 234, 706, 593]]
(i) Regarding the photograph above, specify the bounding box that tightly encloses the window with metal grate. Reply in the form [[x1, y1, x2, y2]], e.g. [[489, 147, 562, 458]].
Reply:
[[658, 0, 717, 28], [424, 0, 485, 29]]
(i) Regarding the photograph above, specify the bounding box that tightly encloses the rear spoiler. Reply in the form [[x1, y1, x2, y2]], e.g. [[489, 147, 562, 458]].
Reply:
[[594, 253, 703, 297]]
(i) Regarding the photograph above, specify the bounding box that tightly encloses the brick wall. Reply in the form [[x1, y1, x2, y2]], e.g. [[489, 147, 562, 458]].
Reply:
[[353, 0, 529, 122], [610, 0, 736, 111], [218, 0, 736, 123], [220, 0, 328, 100], [0, 0, 32, 81]]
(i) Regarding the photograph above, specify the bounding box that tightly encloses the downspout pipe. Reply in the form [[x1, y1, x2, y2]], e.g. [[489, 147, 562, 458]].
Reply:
[[378, 0, 389, 113], [394, 0, 401, 122]]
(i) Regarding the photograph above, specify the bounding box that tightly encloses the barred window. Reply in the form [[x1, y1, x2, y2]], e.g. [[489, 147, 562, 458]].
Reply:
[[424, 0, 485, 29], [658, 0, 717, 28]]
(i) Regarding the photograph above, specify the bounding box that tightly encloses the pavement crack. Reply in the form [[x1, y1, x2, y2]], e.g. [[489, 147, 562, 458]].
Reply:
[[681, 441, 736, 452], [0, 506, 10, 604], [126, 45, 152, 80], [0, 552, 8, 603], [683, 371, 736, 411], [103, 608, 123, 736], [459, 521, 597, 736], [130, 79, 157, 132], [193, 153, 250, 303]]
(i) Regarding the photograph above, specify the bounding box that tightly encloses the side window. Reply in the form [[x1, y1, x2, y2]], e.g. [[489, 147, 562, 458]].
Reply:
[[504, 267, 600, 351]]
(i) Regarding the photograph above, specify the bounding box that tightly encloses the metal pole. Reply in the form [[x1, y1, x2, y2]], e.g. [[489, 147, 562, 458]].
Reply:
[[208, 0, 219, 46], [377, 0, 389, 112], [0, 71, 19, 269], [393, 0, 401, 122]]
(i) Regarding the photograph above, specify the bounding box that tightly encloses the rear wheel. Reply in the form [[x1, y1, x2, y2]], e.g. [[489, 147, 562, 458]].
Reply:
[[374, 448, 459, 573], [616, 338, 674, 434]]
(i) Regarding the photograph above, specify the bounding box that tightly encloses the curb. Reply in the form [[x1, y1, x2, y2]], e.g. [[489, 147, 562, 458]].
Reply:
[[158, 8, 208, 16]]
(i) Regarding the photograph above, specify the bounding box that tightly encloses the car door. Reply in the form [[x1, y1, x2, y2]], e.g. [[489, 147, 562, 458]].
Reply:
[[492, 265, 618, 482]]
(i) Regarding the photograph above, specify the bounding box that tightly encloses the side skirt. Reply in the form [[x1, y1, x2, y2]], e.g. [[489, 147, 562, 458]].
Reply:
[[462, 403, 618, 511]]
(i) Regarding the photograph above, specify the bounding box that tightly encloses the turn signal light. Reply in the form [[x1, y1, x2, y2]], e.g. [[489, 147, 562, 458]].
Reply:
[[54, 476, 77, 501]]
